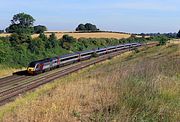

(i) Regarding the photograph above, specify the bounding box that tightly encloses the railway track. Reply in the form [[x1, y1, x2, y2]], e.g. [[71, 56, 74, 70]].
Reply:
[[0, 43, 157, 106]]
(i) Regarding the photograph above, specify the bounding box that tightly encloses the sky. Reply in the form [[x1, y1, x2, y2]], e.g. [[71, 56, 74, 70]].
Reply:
[[0, 0, 180, 33]]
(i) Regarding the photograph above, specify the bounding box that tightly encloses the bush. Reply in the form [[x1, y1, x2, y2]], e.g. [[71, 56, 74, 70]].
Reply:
[[9, 33, 32, 46], [0, 30, 4, 33], [61, 35, 76, 50], [34, 25, 47, 34], [152, 36, 169, 45]]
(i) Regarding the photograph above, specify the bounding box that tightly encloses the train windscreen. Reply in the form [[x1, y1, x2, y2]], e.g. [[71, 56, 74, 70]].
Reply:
[[28, 62, 37, 67]]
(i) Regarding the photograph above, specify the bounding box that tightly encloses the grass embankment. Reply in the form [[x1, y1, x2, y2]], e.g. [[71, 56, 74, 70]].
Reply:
[[0, 43, 180, 121], [0, 65, 25, 78]]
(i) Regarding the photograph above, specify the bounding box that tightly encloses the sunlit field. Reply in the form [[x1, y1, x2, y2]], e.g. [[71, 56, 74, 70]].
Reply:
[[0, 32, 131, 39]]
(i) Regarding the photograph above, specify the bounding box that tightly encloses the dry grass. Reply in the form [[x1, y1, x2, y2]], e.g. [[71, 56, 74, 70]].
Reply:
[[0, 65, 25, 78], [1, 67, 119, 122], [0, 32, 131, 39], [170, 39, 180, 44], [0, 43, 180, 122]]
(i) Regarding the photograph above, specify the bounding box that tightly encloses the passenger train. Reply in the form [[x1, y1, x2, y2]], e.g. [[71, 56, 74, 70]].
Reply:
[[27, 43, 141, 75]]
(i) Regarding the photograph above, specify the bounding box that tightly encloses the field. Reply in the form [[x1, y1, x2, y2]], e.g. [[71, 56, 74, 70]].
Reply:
[[170, 39, 180, 44], [0, 32, 131, 39], [0, 43, 180, 121]]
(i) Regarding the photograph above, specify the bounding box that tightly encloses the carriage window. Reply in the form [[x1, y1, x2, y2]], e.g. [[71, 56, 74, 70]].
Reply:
[[37, 64, 41, 69]]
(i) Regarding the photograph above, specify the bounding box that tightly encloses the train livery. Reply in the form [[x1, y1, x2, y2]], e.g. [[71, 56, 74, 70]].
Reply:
[[27, 43, 141, 75]]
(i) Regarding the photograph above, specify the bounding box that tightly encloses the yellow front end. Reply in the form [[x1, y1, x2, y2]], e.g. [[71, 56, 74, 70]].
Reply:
[[27, 67, 35, 75]]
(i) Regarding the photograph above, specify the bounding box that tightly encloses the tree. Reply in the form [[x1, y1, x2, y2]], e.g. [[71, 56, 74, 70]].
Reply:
[[11, 13, 35, 27], [6, 13, 35, 34], [75, 23, 99, 31], [76, 24, 86, 31], [39, 33, 48, 41], [9, 33, 32, 46], [28, 38, 45, 54], [34, 25, 47, 34], [84, 23, 98, 31], [177, 30, 180, 38], [49, 33, 58, 48], [0, 30, 4, 33], [61, 35, 76, 50], [6, 24, 34, 34], [62, 34, 76, 43]]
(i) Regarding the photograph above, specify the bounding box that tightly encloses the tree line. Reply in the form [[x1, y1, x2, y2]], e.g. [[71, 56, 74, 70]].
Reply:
[[5, 13, 47, 34]]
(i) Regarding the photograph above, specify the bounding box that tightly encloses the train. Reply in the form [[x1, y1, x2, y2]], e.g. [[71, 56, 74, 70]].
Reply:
[[27, 43, 142, 75]]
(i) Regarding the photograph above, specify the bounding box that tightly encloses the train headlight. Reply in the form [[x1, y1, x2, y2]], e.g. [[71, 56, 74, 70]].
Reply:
[[27, 67, 35, 71]]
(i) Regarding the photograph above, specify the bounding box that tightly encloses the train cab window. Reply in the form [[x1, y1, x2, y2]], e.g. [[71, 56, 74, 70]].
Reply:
[[29, 62, 36, 67], [37, 64, 41, 69]]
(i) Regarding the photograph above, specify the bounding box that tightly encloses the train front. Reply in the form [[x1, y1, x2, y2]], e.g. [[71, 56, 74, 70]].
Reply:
[[27, 62, 36, 75]]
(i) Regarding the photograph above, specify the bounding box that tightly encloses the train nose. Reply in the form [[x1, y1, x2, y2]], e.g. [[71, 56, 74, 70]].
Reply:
[[27, 67, 35, 74]]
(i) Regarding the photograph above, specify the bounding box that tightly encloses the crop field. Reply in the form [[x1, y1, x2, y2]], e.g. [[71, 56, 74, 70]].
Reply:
[[170, 39, 180, 44], [0, 32, 131, 39], [42, 32, 131, 39], [0, 33, 11, 37], [0, 42, 179, 121]]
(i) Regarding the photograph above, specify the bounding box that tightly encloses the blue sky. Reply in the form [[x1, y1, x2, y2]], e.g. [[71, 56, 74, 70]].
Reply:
[[0, 0, 180, 33]]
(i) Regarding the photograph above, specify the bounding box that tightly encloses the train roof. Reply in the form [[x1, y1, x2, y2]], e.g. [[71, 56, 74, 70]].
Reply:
[[31, 58, 50, 63], [80, 49, 95, 54], [107, 46, 117, 49], [95, 47, 107, 51], [59, 52, 79, 59], [117, 44, 124, 46], [124, 43, 132, 46], [28, 58, 51, 66]]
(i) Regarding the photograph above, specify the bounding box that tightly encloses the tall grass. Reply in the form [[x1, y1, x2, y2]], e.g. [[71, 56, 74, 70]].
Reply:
[[0, 43, 180, 122]]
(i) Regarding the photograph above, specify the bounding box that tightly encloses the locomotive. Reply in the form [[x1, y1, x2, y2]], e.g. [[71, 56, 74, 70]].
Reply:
[[27, 43, 141, 75]]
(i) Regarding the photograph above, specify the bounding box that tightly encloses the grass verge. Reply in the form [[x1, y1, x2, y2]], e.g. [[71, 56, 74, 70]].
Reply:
[[0, 65, 25, 78]]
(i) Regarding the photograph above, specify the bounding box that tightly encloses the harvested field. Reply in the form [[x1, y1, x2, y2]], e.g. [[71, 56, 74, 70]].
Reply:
[[0, 33, 11, 37], [41, 32, 131, 39], [0, 32, 131, 39]]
